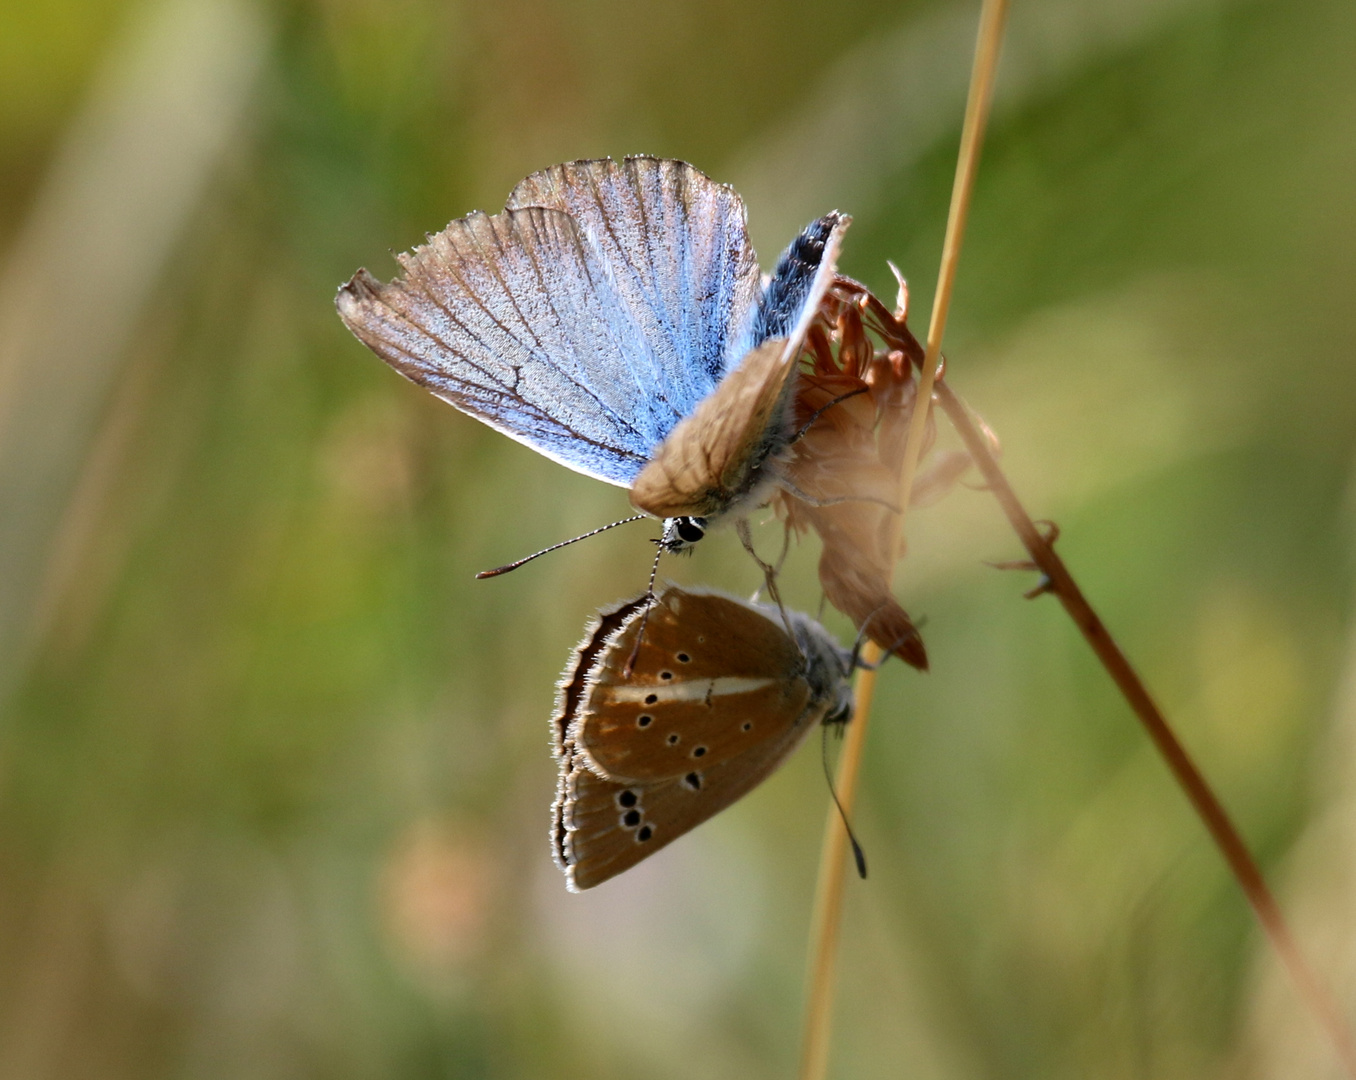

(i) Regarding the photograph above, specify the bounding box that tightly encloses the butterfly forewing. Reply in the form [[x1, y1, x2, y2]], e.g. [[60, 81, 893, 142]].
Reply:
[[339, 208, 671, 486], [552, 594, 651, 756], [507, 157, 761, 392], [339, 157, 857, 542], [575, 587, 811, 781]]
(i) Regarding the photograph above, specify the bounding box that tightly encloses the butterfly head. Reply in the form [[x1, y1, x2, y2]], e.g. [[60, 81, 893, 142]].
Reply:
[[784, 609, 857, 729], [657, 516, 708, 553]]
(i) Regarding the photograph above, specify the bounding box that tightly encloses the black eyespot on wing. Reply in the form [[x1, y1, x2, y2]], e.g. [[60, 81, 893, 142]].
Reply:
[[667, 733, 680, 745], [618, 790, 638, 808], [637, 825, 654, 842], [676, 653, 691, 663], [637, 714, 653, 728], [684, 772, 702, 790], [741, 722, 752, 732], [644, 693, 658, 704], [622, 809, 641, 827], [660, 671, 673, 681], [692, 746, 707, 758]]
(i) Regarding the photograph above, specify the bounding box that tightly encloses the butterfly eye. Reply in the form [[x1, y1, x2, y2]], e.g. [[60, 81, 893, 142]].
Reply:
[[826, 700, 853, 726], [675, 517, 706, 544]]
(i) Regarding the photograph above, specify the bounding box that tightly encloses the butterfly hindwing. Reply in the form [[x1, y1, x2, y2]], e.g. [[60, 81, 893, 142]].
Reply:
[[628, 336, 796, 519], [555, 726, 819, 891], [551, 585, 854, 891]]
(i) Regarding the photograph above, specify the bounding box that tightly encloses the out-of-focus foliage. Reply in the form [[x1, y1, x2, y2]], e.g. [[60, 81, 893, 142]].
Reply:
[[1, 0, 1354, 1077]]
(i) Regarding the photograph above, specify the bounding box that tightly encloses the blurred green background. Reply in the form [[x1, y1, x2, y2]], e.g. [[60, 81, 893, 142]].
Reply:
[[2, 0, 1355, 1076]]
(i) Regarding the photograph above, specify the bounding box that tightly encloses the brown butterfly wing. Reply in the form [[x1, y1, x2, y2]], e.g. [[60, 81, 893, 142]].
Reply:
[[555, 707, 822, 891], [574, 587, 811, 782], [551, 586, 851, 891], [552, 594, 651, 756], [628, 338, 796, 519], [551, 594, 650, 883]]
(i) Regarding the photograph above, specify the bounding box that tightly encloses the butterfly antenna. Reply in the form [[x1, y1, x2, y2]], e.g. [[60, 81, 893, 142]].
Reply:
[[623, 542, 666, 678], [476, 515, 647, 579], [821, 725, 868, 879], [848, 609, 927, 672]]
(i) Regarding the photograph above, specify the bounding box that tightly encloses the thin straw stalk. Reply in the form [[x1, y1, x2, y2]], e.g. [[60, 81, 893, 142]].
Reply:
[[797, 1, 1011, 1077], [931, 380, 1356, 1080]]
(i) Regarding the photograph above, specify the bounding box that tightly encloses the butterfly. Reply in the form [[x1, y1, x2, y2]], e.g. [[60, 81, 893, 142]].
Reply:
[[336, 156, 849, 551], [551, 583, 855, 891]]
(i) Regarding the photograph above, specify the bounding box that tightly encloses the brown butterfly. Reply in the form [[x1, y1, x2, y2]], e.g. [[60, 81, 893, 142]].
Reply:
[[336, 156, 848, 553], [552, 584, 855, 891]]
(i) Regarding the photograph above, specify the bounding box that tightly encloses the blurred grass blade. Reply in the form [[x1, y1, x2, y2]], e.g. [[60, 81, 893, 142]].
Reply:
[[730, 0, 1221, 255], [1246, 450, 1356, 1076], [0, 0, 269, 710]]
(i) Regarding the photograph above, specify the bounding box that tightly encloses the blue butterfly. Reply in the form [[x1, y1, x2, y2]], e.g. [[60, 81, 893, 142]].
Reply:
[[337, 156, 848, 551]]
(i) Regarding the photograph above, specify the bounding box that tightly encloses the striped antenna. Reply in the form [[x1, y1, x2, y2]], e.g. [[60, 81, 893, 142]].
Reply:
[[475, 515, 647, 579]]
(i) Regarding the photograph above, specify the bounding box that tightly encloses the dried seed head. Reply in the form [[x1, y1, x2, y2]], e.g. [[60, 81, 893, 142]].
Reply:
[[773, 276, 970, 671]]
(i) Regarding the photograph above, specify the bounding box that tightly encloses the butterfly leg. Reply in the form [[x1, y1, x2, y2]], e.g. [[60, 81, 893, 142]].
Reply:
[[753, 525, 795, 606], [776, 477, 901, 514], [735, 518, 797, 646]]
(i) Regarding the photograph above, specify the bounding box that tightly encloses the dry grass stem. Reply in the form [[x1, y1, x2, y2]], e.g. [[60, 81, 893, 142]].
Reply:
[[797, 1, 1011, 1076], [931, 379, 1356, 1080]]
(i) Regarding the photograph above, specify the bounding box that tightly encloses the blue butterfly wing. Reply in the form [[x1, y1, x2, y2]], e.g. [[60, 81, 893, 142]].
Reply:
[[338, 157, 842, 497], [507, 157, 762, 415], [748, 212, 849, 346], [719, 211, 850, 376], [337, 205, 674, 487]]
